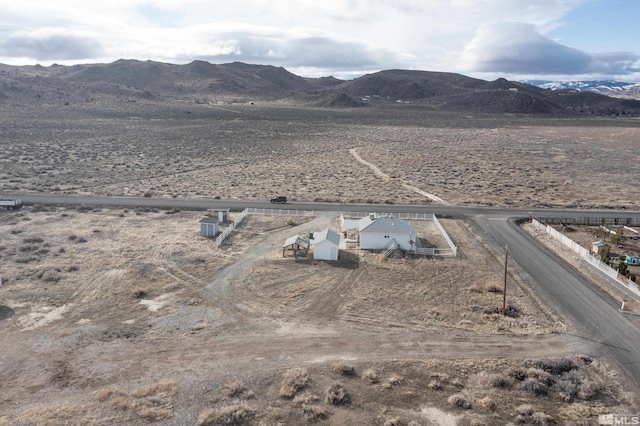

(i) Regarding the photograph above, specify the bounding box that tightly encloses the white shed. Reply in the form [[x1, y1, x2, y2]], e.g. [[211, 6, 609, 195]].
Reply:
[[359, 215, 416, 251], [312, 229, 341, 261]]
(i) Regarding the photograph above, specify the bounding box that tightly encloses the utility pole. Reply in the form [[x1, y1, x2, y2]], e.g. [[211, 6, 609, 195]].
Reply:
[[503, 245, 509, 316]]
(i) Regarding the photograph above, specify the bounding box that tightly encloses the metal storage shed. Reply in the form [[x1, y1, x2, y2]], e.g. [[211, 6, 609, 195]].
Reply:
[[200, 217, 219, 237], [312, 229, 341, 260]]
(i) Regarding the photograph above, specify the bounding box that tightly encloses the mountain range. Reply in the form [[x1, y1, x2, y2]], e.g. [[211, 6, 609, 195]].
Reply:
[[524, 80, 640, 100], [2, 59, 640, 116]]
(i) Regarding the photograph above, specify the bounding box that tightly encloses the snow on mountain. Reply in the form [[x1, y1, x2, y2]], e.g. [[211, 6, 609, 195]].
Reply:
[[522, 80, 640, 99]]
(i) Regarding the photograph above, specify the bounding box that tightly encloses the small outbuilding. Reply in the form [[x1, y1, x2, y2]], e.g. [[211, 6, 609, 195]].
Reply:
[[591, 241, 607, 255], [312, 229, 341, 261], [200, 217, 219, 237], [359, 215, 417, 251], [283, 234, 310, 258], [207, 208, 231, 222]]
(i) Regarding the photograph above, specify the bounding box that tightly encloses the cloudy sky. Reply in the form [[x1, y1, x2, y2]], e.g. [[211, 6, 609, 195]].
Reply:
[[1, 0, 639, 81]]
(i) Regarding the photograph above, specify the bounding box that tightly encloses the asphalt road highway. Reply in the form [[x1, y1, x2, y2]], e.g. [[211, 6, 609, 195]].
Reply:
[[473, 214, 640, 386], [6, 193, 640, 386]]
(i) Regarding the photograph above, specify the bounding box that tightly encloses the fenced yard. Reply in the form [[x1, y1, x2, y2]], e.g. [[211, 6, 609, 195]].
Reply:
[[218, 209, 457, 256], [342, 211, 457, 257]]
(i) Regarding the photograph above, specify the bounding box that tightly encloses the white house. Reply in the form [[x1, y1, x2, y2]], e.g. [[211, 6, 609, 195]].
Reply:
[[359, 215, 417, 251], [312, 229, 341, 261]]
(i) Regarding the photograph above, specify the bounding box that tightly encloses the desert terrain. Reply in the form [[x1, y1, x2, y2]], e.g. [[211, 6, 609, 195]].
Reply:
[[2, 99, 640, 209], [1, 99, 640, 425]]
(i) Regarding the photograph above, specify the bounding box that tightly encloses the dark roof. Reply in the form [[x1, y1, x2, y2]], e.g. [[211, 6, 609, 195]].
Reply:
[[200, 217, 219, 224]]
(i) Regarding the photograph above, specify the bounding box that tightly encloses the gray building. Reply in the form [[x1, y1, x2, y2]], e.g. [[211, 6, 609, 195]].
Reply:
[[200, 217, 219, 237]]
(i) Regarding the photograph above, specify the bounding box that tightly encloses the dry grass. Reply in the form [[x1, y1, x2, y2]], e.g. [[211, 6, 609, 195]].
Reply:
[[302, 404, 330, 421], [15, 402, 104, 426], [331, 362, 356, 376], [428, 379, 443, 391], [94, 380, 177, 421], [477, 396, 496, 411], [487, 373, 513, 389], [361, 368, 381, 384], [198, 404, 255, 426], [447, 393, 472, 409], [325, 381, 350, 405], [279, 368, 310, 399], [223, 380, 246, 397]]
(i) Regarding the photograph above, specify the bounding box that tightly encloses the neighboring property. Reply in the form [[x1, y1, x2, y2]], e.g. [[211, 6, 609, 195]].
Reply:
[[200, 217, 219, 237], [283, 234, 310, 258], [359, 215, 417, 251], [312, 229, 341, 261], [591, 241, 607, 255], [625, 255, 640, 265]]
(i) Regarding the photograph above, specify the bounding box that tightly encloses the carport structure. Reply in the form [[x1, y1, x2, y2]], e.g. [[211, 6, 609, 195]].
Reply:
[[282, 234, 310, 258]]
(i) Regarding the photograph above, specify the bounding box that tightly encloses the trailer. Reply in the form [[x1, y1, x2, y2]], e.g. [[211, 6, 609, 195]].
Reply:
[[0, 198, 23, 210]]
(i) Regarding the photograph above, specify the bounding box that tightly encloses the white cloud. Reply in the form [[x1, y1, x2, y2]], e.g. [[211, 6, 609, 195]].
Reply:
[[461, 22, 592, 74], [461, 21, 640, 79], [0, 0, 638, 81], [587, 52, 640, 75], [0, 28, 102, 61]]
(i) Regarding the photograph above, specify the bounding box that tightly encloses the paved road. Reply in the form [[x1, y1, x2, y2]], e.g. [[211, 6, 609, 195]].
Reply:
[[8, 193, 640, 219], [6, 193, 640, 385], [472, 214, 640, 386]]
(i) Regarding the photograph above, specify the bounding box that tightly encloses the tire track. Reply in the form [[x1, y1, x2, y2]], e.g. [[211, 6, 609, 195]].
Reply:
[[349, 148, 447, 204]]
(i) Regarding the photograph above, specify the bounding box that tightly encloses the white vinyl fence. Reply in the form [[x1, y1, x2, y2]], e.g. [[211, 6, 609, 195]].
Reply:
[[216, 208, 249, 247], [342, 212, 457, 257], [340, 211, 434, 220], [247, 208, 315, 217], [433, 214, 457, 256]]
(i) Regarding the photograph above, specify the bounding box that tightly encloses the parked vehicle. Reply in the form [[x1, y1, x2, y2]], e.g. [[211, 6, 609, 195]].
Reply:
[[270, 196, 287, 204]]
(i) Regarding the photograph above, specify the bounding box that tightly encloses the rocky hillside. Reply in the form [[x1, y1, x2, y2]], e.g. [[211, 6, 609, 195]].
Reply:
[[1, 59, 639, 116]]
